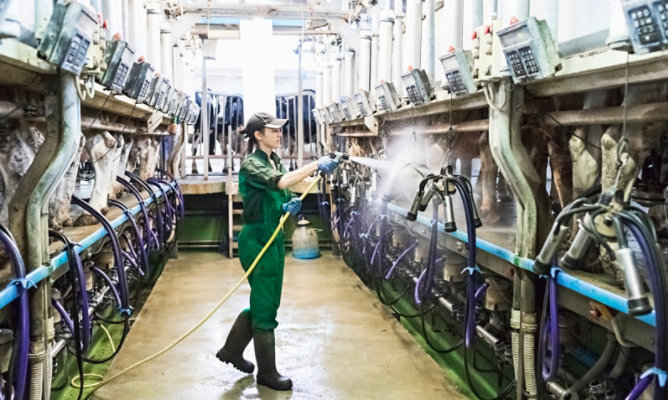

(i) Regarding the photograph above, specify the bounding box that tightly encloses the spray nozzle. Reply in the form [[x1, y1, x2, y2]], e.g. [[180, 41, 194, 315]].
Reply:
[[329, 152, 349, 162]]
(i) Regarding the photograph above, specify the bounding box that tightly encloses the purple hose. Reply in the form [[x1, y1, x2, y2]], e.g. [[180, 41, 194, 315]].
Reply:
[[343, 212, 356, 239], [0, 228, 28, 400], [623, 220, 667, 400], [474, 282, 489, 301], [115, 177, 157, 253], [51, 298, 75, 338], [415, 267, 428, 304], [91, 266, 123, 310], [542, 272, 561, 381], [385, 242, 419, 280], [122, 250, 144, 276], [626, 375, 653, 400], [110, 199, 149, 277]]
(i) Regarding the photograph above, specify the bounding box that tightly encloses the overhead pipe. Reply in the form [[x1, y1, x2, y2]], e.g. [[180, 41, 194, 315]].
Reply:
[[392, 0, 404, 90], [358, 33, 372, 91], [443, 0, 464, 49], [129, 0, 147, 59], [405, 0, 422, 70], [146, 5, 162, 73], [9, 72, 82, 400], [423, 0, 435, 80], [378, 16, 393, 83]]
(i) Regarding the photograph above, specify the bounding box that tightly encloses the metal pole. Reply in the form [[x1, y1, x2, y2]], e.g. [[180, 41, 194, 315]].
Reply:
[[297, 41, 304, 168], [202, 56, 209, 180]]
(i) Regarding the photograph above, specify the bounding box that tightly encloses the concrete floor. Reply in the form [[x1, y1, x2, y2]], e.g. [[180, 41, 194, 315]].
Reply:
[[94, 251, 467, 400]]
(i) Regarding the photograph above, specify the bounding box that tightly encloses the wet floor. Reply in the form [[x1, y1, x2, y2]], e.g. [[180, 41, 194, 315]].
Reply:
[[94, 251, 466, 400]]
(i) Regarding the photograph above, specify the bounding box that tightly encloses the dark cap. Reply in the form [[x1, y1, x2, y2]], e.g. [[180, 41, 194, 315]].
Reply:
[[243, 112, 288, 137]]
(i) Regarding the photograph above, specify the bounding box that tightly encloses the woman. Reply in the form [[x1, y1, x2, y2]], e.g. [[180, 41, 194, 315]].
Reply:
[[215, 112, 338, 390]]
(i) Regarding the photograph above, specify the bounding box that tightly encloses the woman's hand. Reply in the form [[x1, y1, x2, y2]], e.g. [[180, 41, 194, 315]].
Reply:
[[281, 198, 302, 214], [317, 156, 339, 174]]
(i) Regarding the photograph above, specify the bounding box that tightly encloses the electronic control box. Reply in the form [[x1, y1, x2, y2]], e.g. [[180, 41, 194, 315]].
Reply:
[[146, 75, 170, 109], [439, 50, 477, 97], [621, 0, 668, 53], [124, 61, 155, 103], [401, 68, 434, 105], [312, 108, 324, 125], [339, 96, 361, 120], [497, 17, 560, 83], [354, 90, 376, 116], [37, 2, 98, 75], [320, 107, 334, 124], [100, 39, 135, 92], [186, 101, 200, 125], [374, 81, 401, 112], [327, 103, 344, 123]]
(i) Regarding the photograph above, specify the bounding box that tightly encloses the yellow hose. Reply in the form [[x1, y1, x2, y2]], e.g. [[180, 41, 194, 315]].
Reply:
[[86, 176, 322, 396]]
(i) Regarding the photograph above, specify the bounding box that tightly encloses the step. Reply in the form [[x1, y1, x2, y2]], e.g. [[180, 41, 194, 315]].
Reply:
[[232, 209, 243, 215], [232, 224, 243, 232]]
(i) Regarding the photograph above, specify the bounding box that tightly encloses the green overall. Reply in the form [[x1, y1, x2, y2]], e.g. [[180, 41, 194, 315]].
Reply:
[[238, 149, 292, 332]]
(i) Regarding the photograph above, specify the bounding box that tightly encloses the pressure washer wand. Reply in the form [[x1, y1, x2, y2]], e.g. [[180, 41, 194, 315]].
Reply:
[[86, 176, 325, 397]]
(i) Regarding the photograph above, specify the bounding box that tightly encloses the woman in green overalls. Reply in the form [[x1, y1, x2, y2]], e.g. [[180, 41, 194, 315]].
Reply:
[[215, 112, 338, 391]]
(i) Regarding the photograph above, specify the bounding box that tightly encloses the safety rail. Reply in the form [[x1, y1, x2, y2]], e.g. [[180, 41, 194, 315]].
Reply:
[[381, 201, 657, 328], [0, 180, 177, 310]]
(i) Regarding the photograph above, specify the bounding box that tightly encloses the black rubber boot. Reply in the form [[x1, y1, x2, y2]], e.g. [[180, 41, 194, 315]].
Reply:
[[253, 330, 292, 391], [216, 311, 254, 373]]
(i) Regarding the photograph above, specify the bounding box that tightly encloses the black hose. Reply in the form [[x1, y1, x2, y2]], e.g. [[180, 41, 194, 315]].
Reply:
[[48, 230, 85, 400]]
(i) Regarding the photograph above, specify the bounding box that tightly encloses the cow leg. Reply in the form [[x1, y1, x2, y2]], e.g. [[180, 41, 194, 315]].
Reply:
[[477, 131, 501, 224], [546, 127, 573, 210], [49, 133, 85, 229], [75, 131, 117, 226]]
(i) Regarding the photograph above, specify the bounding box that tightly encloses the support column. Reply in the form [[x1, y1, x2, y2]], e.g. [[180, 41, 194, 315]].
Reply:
[[201, 56, 209, 180], [128, 0, 147, 58], [161, 27, 173, 79], [358, 33, 372, 91], [443, 0, 464, 49], [344, 49, 356, 96], [392, 0, 404, 89], [423, 0, 435, 80], [146, 5, 162, 73], [405, 0, 422, 69], [378, 16, 393, 83]]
